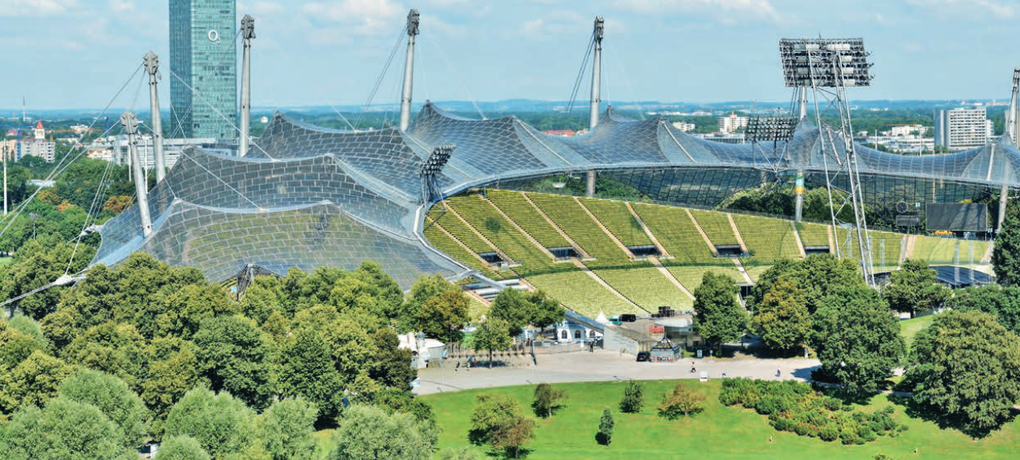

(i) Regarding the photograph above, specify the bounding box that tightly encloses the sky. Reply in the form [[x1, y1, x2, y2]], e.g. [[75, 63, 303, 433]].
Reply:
[[1, 0, 1019, 110]]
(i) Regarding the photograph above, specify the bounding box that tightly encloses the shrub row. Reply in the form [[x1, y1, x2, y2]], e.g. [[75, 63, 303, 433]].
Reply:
[[720, 378, 906, 445]]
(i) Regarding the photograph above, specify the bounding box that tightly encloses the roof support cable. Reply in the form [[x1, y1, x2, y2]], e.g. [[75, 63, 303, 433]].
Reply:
[[0, 62, 141, 242], [167, 68, 277, 161], [355, 29, 406, 130]]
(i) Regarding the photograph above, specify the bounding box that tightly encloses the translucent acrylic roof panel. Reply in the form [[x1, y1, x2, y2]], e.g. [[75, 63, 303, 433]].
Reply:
[[125, 201, 461, 288]]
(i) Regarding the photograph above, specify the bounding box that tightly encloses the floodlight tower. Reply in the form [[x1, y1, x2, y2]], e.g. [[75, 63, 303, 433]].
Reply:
[[586, 16, 605, 198], [399, 9, 420, 132], [419, 143, 455, 206], [794, 87, 808, 221], [744, 115, 798, 175], [239, 15, 255, 157], [120, 112, 152, 237], [143, 51, 166, 182], [780, 38, 876, 286]]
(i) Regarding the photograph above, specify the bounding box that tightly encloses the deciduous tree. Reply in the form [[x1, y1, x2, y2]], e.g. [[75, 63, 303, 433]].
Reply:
[[473, 317, 513, 368], [489, 288, 533, 337], [882, 259, 950, 315], [658, 382, 705, 419], [59, 369, 149, 449], [993, 210, 1020, 286], [193, 315, 275, 411], [256, 397, 318, 460], [907, 310, 1020, 435], [418, 290, 471, 343], [751, 278, 811, 352], [163, 387, 256, 459], [469, 393, 534, 459], [693, 272, 746, 351], [813, 286, 905, 395], [154, 436, 211, 460], [328, 404, 434, 460], [0, 397, 135, 460]]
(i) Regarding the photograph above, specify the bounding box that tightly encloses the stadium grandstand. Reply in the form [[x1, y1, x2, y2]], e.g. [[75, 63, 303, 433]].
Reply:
[[86, 10, 1008, 319]]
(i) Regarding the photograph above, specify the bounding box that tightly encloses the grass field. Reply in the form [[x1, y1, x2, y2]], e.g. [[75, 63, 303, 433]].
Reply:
[[486, 190, 572, 249], [732, 215, 801, 264], [796, 222, 831, 248], [632, 203, 717, 264], [690, 209, 740, 246], [579, 198, 653, 247], [0, 257, 10, 267], [900, 314, 937, 348], [525, 271, 644, 317], [421, 380, 1020, 460], [593, 266, 693, 310], [529, 193, 631, 261], [667, 265, 744, 295]]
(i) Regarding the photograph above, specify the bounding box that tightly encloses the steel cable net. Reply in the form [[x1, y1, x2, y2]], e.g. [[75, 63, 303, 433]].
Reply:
[[94, 102, 1020, 286]]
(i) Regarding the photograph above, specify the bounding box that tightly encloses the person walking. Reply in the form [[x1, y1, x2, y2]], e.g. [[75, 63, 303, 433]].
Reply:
[[690, 361, 697, 374], [776, 366, 781, 378]]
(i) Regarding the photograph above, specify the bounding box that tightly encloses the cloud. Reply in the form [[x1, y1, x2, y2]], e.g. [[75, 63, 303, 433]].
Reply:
[[522, 10, 585, 41], [301, 0, 407, 37], [108, 0, 133, 14], [612, 0, 781, 23], [0, 0, 78, 17], [906, 0, 1014, 18]]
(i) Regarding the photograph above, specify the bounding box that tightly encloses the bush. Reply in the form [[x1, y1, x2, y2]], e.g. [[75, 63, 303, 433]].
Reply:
[[532, 383, 565, 418], [818, 424, 840, 442], [719, 378, 900, 445], [619, 380, 644, 413], [597, 408, 614, 446], [658, 383, 705, 420]]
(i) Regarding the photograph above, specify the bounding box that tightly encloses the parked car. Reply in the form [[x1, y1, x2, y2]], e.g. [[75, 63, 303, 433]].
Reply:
[[636, 351, 650, 362]]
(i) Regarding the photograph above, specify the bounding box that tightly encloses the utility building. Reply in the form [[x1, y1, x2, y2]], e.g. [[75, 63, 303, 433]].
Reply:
[[169, 0, 237, 139]]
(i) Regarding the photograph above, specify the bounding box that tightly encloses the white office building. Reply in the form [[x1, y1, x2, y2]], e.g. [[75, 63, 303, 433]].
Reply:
[[718, 113, 748, 134], [934, 108, 991, 150]]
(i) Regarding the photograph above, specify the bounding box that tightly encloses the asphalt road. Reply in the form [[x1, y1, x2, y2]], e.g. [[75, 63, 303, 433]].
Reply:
[[413, 349, 821, 395]]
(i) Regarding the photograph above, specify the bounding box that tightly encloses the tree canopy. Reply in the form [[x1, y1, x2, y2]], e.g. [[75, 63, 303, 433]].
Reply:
[[907, 310, 1020, 436], [992, 210, 1020, 286], [692, 272, 746, 350]]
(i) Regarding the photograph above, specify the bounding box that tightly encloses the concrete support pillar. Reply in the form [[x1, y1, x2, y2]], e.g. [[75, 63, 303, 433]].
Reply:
[[586, 170, 596, 198], [239, 15, 255, 156], [121, 112, 152, 237], [399, 10, 419, 132], [143, 52, 166, 181]]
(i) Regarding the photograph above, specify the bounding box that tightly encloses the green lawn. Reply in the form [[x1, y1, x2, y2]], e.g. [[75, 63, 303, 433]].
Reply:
[[0, 256, 11, 266], [593, 265, 692, 311], [690, 209, 740, 246], [732, 215, 801, 265], [529, 193, 631, 261], [525, 270, 643, 318], [579, 198, 653, 247], [900, 314, 936, 348], [422, 380, 1020, 459], [796, 222, 831, 248], [487, 190, 572, 249]]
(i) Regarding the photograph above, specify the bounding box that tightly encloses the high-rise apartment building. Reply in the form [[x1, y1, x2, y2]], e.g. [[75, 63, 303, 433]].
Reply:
[[170, 0, 237, 139], [934, 108, 990, 150], [718, 113, 748, 134]]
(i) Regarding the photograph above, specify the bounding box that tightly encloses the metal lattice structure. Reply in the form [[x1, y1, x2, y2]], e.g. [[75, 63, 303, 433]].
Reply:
[[92, 101, 1020, 287], [420, 143, 454, 205], [781, 37, 877, 285]]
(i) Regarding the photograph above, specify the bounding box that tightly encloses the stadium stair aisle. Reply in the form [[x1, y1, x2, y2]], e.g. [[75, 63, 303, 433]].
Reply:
[[527, 193, 632, 261]]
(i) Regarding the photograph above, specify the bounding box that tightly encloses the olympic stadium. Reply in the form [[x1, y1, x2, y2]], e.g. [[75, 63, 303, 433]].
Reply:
[[89, 13, 1019, 317]]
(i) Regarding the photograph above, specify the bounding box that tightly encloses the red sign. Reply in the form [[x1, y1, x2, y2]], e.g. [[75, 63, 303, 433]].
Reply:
[[648, 325, 664, 334]]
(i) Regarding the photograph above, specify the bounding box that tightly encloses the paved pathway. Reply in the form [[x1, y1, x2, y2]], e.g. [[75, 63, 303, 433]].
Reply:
[[414, 350, 821, 395]]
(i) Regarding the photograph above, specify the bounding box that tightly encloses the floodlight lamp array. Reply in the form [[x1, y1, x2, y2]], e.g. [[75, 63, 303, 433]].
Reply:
[[419, 143, 454, 177], [745, 116, 799, 142], [779, 38, 873, 88]]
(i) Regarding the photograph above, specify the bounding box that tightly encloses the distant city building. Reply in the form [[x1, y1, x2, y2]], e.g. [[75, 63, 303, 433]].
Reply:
[[89, 135, 225, 170], [934, 108, 990, 150], [671, 121, 695, 132], [70, 124, 91, 135], [888, 124, 927, 137], [1, 139, 15, 161], [717, 113, 748, 134], [16, 121, 56, 162], [170, 0, 237, 139], [543, 129, 576, 137]]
